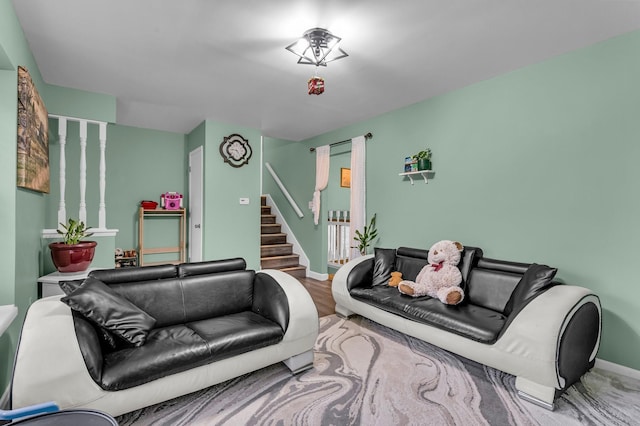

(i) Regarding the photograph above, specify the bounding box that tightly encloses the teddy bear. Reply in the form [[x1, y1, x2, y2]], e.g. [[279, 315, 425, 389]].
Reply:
[[397, 240, 465, 305], [388, 271, 403, 287]]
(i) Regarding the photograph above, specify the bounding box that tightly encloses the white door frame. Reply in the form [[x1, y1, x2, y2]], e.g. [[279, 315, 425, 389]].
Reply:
[[188, 146, 204, 262]]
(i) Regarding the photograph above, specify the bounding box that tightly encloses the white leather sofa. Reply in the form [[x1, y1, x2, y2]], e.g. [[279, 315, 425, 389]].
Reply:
[[332, 247, 601, 410], [12, 261, 319, 417]]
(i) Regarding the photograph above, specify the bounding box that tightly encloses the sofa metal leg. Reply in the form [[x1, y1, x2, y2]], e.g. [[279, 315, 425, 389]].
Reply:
[[515, 377, 556, 411], [517, 391, 555, 411], [283, 350, 314, 374]]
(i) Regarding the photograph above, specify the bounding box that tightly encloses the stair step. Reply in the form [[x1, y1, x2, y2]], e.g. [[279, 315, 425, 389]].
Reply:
[[280, 265, 307, 279], [261, 224, 281, 234], [261, 254, 300, 269], [261, 206, 271, 214], [261, 233, 287, 245], [261, 214, 276, 224], [261, 243, 293, 257], [261, 195, 267, 206]]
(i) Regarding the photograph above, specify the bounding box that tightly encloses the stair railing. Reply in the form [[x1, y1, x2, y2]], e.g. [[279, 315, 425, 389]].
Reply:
[[264, 163, 304, 218], [328, 210, 350, 268]]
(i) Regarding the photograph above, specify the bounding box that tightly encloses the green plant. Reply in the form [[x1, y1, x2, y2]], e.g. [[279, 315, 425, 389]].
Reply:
[[57, 218, 93, 245], [353, 214, 378, 256], [412, 148, 432, 161]]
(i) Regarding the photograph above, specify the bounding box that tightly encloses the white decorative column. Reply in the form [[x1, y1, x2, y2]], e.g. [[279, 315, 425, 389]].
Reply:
[[78, 120, 87, 224], [98, 122, 107, 229], [43, 114, 118, 241], [57, 117, 67, 227]]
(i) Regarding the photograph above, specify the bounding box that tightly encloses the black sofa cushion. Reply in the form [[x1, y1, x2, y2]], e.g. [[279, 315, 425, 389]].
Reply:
[[351, 286, 505, 343], [89, 264, 178, 284], [466, 268, 523, 314], [99, 311, 285, 391], [504, 263, 557, 316], [62, 277, 157, 347], [101, 324, 211, 390], [181, 270, 255, 322], [372, 248, 396, 286], [108, 270, 256, 327], [395, 247, 429, 281], [187, 311, 285, 361], [178, 258, 246, 277], [401, 298, 506, 343]]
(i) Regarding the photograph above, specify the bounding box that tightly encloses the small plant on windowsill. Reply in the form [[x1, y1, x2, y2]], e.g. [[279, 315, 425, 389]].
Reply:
[[49, 218, 97, 273], [353, 214, 378, 256]]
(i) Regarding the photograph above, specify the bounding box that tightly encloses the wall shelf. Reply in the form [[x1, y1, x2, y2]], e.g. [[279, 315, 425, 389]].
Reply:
[[399, 170, 433, 185]]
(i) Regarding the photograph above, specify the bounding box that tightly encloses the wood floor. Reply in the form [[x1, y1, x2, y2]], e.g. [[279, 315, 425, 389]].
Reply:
[[297, 277, 335, 317]]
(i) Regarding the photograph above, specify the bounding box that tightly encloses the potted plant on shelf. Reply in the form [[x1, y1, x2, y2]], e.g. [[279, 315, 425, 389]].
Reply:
[[353, 214, 378, 256], [49, 219, 97, 273], [413, 148, 432, 171]]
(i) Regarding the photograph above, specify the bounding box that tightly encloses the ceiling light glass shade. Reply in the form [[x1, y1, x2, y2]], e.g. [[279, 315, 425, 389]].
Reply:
[[285, 27, 348, 67]]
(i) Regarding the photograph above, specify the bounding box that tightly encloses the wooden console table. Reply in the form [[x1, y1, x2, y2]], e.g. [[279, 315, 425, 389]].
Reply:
[[138, 208, 186, 266]]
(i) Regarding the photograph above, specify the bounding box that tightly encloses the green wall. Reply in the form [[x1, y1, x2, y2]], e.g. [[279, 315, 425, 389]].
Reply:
[[0, 0, 48, 393], [44, 84, 115, 123], [264, 30, 640, 371], [202, 121, 261, 269]]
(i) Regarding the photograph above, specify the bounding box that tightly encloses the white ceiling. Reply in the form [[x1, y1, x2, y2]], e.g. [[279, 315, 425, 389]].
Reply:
[[11, 0, 640, 141]]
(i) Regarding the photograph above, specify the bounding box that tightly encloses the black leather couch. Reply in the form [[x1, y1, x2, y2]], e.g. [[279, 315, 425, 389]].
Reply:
[[332, 246, 601, 410], [12, 258, 319, 417]]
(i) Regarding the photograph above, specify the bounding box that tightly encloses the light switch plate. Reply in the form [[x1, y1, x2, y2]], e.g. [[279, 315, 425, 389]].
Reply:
[[239, 198, 250, 205]]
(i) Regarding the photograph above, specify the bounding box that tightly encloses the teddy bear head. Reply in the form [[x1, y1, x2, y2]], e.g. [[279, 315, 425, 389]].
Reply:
[[427, 240, 464, 266]]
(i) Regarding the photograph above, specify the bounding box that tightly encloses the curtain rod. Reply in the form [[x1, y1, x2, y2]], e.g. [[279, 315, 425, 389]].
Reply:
[[309, 132, 373, 152]]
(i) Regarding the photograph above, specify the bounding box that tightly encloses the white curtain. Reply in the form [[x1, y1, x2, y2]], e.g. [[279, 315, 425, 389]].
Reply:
[[312, 145, 330, 225], [350, 135, 366, 259]]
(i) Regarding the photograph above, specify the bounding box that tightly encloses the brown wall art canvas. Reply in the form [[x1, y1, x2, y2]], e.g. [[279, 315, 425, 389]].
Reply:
[[17, 66, 49, 193]]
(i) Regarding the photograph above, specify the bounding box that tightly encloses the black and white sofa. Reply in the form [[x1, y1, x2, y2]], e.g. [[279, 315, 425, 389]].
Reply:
[[332, 246, 601, 409], [12, 258, 319, 417]]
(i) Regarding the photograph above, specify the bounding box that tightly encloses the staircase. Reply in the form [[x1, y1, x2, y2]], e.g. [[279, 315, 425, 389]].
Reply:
[[260, 196, 306, 278]]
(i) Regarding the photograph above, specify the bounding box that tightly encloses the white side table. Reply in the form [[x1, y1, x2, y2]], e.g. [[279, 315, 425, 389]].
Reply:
[[37, 269, 97, 298], [0, 305, 18, 336]]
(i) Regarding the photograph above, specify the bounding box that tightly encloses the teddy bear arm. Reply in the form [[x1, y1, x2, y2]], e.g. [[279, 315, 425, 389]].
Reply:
[[415, 265, 430, 284]]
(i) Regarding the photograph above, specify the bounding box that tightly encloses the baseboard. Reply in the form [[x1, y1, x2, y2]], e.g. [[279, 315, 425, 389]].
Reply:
[[595, 358, 640, 380], [307, 270, 329, 281]]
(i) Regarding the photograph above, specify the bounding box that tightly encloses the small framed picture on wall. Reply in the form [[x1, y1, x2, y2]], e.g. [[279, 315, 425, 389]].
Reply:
[[340, 168, 351, 188]]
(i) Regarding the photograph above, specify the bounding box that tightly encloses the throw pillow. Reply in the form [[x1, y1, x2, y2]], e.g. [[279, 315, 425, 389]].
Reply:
[[58, 279, 84, 295], [372, 248, 396, 286], [59, 279, 119, 350], [504, 263, 558, 316], [62, 277, 156, 347]]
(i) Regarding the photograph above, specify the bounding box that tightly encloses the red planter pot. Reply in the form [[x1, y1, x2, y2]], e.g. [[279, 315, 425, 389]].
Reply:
[[49, 241, 98, 273]]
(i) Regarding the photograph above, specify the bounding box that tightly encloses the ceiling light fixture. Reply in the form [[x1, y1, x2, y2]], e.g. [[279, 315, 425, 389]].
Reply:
[[285, 27, 348, 67]]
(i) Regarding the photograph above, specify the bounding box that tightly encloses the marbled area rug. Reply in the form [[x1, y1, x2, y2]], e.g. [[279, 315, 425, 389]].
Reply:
[[117, 315, 640, 426]]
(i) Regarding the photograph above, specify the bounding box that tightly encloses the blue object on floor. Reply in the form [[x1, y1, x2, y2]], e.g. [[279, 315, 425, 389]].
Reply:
[[0, 402, 59, 421], [0, 402, 117, 425]]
